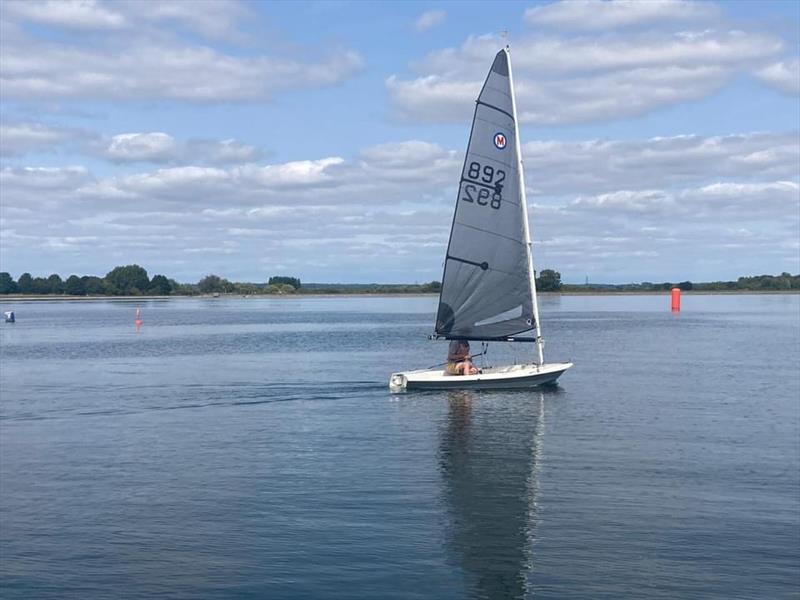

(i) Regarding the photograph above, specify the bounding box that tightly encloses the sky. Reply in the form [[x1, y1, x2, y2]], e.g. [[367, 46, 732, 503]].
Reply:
[[0, 0, 798, 284]]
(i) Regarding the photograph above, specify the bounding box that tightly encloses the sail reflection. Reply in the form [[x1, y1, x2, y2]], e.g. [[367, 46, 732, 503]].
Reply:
[[439, 391, 545, 600]]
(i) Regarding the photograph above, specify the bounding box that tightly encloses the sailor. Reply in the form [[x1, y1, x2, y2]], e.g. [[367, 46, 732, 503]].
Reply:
[[445, 340, 480, 376]]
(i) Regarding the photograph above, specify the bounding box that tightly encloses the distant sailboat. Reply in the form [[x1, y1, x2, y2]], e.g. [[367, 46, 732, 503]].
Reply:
[[390, 47, 572, 391]]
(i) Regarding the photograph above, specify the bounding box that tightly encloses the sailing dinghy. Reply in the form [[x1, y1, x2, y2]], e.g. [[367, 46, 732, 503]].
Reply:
[[389, 47, 572, 392]]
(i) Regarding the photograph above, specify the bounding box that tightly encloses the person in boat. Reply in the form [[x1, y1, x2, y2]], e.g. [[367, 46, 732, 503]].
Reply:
[[445, 340, 480, 376]]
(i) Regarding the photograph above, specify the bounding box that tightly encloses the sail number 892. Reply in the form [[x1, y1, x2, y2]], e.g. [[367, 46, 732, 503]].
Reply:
[[462, 161, 504, 210]]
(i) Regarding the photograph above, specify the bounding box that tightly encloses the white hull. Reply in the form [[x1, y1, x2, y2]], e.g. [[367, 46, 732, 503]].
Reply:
[[389, 362, 572, 392]]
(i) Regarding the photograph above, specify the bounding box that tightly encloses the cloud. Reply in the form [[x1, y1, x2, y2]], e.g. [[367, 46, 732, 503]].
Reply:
[[72, 145, 457, 205], [524, 0, 719, 31], [98, 132, 261, 164], [388, 28, 785, 124], [754, 59, 800, 95], [1, 0, 251, 40], [2, 0, 126, 30], [121, 0, 252, 41], [0, 141, 459, 279], [1, 35, 363, 102], [1, 134, 797, 282], [521, 132, 800, 195], [104, 133, 178, 162], [0, 4, 363, 102], [0, 165, 91, 190], [538, 179, 800, 278], [415, 10, 446, 32], [184, 139, 262, 165], [569, 180, 799, 219], [0, 123, 263, 164], [0, 122, 75, 156]]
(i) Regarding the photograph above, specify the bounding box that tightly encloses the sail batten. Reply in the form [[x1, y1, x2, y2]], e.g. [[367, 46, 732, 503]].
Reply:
[[435, 48, 535, 341]]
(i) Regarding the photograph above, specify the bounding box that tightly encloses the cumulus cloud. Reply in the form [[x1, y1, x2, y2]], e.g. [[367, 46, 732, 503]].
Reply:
[[522, 132, 800, 195], [415, 10, 446, 32], [1, 134, 797, 282], [97, 132, 261, 165], [0, 3, 363, 103], [0, 122, 77, 156], [536, 179, 800, 279], [121, 0, 252, 41], [104, 133, 177, 162], [388, 27, 785, 124], [570, 180, 798, 219], [1, 0, 127, 30], [0, 123, 263, 164], [754, 59, 800, 95], [1, 34, 363, 101], [0, 165, 91, 190], [1, 0, 251, 40], [524, 0, 719, 31], [73, 144, 457, 206]]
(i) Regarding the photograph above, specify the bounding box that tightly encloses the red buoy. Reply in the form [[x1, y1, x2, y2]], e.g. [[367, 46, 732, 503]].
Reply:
[[671, 287, 681, 312], [135, 307, 143, 329]]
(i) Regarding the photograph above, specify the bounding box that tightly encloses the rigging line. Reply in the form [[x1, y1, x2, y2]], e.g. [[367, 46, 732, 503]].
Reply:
[[425, 349, 488, 370]]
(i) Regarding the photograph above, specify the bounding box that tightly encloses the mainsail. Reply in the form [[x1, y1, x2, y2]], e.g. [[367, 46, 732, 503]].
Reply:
[[435, 49, 535, 341]]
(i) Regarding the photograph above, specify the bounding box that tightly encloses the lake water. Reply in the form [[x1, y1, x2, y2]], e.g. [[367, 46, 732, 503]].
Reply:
[[1, 294, 798, 599]]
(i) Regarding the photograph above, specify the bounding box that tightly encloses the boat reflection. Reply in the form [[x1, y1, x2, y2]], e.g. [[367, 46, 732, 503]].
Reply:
[[439, 390, 545, 600]]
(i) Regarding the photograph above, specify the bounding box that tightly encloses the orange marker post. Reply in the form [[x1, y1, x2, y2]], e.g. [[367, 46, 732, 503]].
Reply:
[[671, 287, 681, 312]]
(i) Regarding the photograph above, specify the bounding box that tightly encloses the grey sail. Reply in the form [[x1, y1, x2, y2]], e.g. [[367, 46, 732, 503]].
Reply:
[[436, 49, 535, 340]]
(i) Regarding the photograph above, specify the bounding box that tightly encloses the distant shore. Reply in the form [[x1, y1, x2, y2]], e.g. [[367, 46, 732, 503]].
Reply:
[[2, 289, 798, 302]]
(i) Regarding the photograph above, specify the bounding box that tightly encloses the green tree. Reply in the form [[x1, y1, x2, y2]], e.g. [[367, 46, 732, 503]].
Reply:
[[536, 269, 562, 292], [31, 277, 50, 294], [105, 265, 149, 295], [148, 274, 172, 295], [198, 274, 229, 294], [268, 276, 301, 289], [169, 279, 196, 295], [65, 275, 86, 295], [47, 274, 64, 294], [17, 273, 33, 294], [0, 272, 17, 294], [81, 276, 107, 295]]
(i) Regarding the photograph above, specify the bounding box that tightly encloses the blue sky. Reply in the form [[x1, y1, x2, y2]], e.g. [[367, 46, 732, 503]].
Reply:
[[1, 0, 798, 284]]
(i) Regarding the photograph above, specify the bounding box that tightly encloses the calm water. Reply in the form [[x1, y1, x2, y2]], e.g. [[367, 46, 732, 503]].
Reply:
[[1, 294, 798, 599]]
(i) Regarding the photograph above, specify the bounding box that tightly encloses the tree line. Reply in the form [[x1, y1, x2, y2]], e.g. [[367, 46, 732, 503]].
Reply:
[[558, 272, 799, 292], [0, 265, 311, 296], [0, 266, 177, 296], [0, 265, 438, 296], [0, 266, 797, 296]]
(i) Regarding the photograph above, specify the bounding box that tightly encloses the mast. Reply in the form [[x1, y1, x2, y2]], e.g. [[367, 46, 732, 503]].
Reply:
[[506, 46, 545, 365]]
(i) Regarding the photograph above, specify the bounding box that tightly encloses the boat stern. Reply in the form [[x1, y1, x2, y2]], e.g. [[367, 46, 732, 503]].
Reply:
[[389, 372, 408, 392]]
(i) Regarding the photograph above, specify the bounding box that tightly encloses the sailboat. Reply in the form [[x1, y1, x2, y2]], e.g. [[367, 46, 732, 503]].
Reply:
[[389, 47, 573, 392]]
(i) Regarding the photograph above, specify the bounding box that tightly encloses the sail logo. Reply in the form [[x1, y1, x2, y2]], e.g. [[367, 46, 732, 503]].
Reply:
[[493, 132, 507, 149]]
